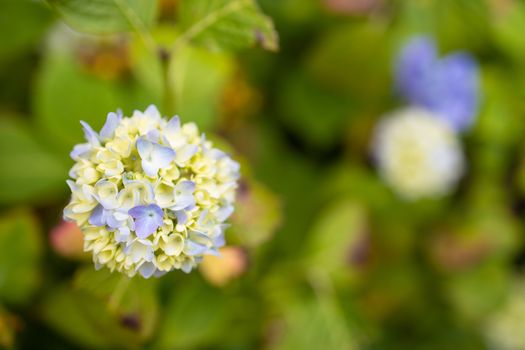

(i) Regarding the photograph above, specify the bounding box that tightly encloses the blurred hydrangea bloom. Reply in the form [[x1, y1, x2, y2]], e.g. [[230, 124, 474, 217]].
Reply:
[[485, 282, 525, 350], [395, 36, 480, 132], [63, 105, 240, 278], [372, 108, 464, 200]]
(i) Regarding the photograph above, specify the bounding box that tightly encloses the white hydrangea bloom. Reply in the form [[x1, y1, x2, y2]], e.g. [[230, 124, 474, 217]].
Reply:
[[371, 107, 464, 200], [64, 105, 240, 278], [485, 282, 525, 350]]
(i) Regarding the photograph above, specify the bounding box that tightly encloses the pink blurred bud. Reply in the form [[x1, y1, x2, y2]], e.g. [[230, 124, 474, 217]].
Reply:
[[49, 221, 87, 260], [200, 247, 247, 287]]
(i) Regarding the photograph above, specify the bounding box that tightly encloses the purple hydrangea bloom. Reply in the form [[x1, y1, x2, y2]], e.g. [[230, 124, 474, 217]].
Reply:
[[129, 204, 164, 239], [395, 36, 480, 132]]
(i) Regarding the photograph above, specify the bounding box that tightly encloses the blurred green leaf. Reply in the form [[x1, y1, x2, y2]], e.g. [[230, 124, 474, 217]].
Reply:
[[393, 0, 490, 53], [40, 266, 159, 348], [277, 69, 351, 148], [305, 199, 367, 276], [445, 262, 510, 322], [153, 277, 233, 349], [46, 0, 157, 34], [40, 285, 139, 349], [0, 210, 42, 305], [176, 0, 278, 52], [0, 117, 67, 204], [73, 267, 159, 340], [0, 0, 52, 64], [272, 295, 357, 350], [172, 46, 234, 130], [306, 22, 392, 103], [489, 0, 525, 63], [34, 49, 160, 154]]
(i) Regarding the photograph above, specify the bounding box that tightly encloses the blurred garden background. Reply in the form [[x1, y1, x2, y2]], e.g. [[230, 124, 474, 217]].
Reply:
[[2, 0, 525, 349]]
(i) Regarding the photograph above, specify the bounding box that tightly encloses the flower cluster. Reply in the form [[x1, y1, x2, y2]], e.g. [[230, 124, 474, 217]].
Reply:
[[395, 36, 479, 132], [372, 108, 464, 200], [63, 105, 240, 278], [372, 36, 479, 200]]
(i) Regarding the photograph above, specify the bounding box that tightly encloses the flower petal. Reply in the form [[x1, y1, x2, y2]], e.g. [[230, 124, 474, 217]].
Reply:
[[175, 144, 198, 164], [184, 240, 208, 256], [70, 143, 91, 161], [80, 121, 100, 146], [129, 204, 164, 239], [164, 234, 184, 256], [95, 180, 119, 209], [136, 138, 153, 159], [129, 205, 148, 218], [138, 262, 156, 278], [170, 194, 195, 211], [150, 144, 176, 169], [89, 205, 107, 226], [144, 104, 161, 119], [99, 110, 122, 141]]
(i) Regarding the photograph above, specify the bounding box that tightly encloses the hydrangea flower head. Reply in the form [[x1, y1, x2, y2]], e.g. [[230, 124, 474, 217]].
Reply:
[[64, 105, 240, 278], [372, 107, 464, 200], [395, 36, 480, 132]]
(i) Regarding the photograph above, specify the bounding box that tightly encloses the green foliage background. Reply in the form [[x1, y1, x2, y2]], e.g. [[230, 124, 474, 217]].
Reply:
[[1, 0, 525, 349]]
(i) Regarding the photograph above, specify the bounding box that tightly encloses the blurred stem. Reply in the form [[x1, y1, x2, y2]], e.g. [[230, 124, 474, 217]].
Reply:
[[108, 275, 131, 312], [160, 48, 176, 116]]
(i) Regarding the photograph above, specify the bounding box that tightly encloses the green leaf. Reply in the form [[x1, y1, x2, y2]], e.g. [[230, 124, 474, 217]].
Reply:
[[40, 266, 159, 348], [40, 285, 138, 349], [0, 117, 68, 204], [175, 0, 278, 52], [46, 0, 157, 34], [277, 69, 352, 148], [73, 267, 159, 341], [305, 199, 367, 276], [306, 22, 391, 103], [0, 0, 52, 65], [445, 262, 510, 322], [274, 295, 357, 350], [0, 210, 42, 305], [34, 48, 160, 155], [490, 1, 525, 63], [153, 277, 233, 349], [172, 46, 234, 130]]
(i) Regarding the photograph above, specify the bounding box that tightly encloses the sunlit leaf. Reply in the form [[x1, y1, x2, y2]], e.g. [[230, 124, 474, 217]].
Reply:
[[176, 0, 278, 52], [46, 0, 158, 34]]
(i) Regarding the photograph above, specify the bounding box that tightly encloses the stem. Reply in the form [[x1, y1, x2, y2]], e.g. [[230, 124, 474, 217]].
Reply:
[[160, 47, 176, 116], [108, 275, 131, 312]]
